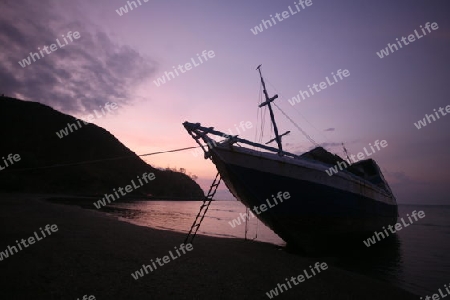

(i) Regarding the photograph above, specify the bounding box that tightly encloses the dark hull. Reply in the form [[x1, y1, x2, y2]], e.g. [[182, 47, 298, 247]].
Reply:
[[210, 146, 398, 251]]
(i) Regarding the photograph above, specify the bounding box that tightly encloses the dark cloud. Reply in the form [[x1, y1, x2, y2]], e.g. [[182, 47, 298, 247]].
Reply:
[[324, 127, 335, 132], [0, 0, 157, 113]]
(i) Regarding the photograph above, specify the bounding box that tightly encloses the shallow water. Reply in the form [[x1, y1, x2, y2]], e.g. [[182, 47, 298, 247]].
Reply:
[[106, 201, 450, 296]]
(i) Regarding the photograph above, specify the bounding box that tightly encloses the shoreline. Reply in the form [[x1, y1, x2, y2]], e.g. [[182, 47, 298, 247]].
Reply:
[[0, 193, 418, 299]]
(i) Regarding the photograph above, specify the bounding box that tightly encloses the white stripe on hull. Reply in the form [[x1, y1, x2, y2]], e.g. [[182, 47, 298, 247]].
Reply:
[[211, 145, 396, 206]]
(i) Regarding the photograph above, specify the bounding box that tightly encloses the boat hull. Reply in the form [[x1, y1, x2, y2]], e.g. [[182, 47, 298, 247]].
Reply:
[[210, 145, 398, 251]]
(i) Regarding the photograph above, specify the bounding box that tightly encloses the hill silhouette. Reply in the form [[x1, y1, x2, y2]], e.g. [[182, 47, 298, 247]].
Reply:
[[0, 96, 204, 199]]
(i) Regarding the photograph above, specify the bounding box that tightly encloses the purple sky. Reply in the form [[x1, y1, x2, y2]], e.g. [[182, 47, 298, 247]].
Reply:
[[1, 0, 449, 204]]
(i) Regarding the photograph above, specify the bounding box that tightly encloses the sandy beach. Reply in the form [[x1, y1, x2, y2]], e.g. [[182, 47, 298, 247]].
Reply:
[[0, 194, 418, 300]]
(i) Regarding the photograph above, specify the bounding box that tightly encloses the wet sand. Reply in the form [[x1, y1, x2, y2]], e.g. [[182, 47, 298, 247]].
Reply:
[[0, 194, 418, 299]]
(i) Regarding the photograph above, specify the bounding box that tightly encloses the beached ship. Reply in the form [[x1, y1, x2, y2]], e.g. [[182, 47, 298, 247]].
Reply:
[[183, 65, 398, 251]]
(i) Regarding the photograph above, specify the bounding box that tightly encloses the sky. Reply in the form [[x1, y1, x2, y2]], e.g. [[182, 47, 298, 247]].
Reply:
[[0, 0, 449, 204]]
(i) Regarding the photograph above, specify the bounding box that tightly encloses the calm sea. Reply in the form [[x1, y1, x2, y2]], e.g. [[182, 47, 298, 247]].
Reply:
[[105, 201, 450, 296]]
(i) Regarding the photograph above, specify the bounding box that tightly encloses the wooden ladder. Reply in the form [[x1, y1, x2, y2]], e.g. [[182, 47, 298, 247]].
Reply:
[[184, 172, 221, 244]]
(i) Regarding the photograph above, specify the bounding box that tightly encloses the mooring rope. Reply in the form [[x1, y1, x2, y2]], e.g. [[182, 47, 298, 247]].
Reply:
[[3, 145, 200, 172]]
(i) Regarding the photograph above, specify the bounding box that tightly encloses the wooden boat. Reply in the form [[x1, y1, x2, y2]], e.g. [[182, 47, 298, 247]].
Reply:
[[183, 66, 398, 251]]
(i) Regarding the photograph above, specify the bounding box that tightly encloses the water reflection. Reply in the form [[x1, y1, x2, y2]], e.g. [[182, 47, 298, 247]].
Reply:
[[325, 234, 404, 288], [108, 201, 285, 244], [105, 201, 449, 296]]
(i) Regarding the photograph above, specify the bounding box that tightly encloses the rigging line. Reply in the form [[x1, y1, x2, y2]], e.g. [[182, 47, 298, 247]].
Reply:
[[260, 106, 267, 144], [258, 85, 268, 145], [273, 102, 319, 147], [2, 145, 200, 172], [255, 73, 276, 145], [252, 217, 259, 241], [259, 87, 264, 143], [265, 77, 332, 144], [255, 81, 263, 146], [265, 78, 349, 157], [254, 74, 320, 151], [139, 146, 199, 157], [289, 99, 333, 144], [244, 206, 249, 240]]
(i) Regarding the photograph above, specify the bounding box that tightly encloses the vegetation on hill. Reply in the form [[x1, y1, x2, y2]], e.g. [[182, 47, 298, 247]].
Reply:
[[0, 96, 204, 199]]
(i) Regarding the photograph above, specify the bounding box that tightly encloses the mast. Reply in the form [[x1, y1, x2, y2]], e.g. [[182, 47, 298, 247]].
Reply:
[[256, 65, 288, 155], [342, 143, 351, 162]]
